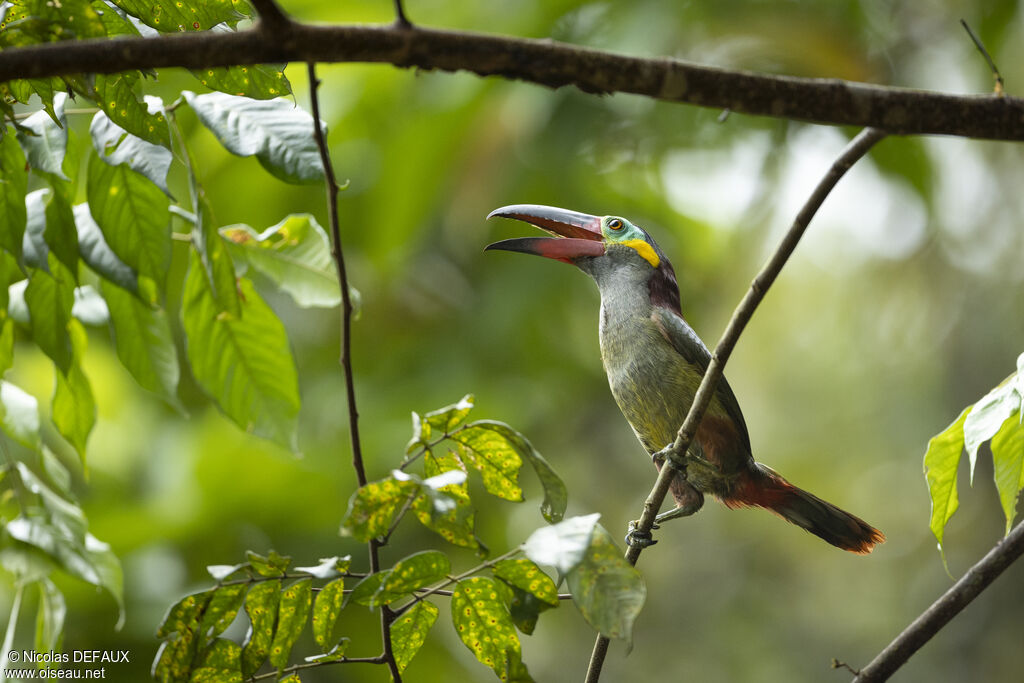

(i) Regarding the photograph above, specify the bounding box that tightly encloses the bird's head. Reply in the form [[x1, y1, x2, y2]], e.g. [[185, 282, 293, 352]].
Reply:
[[485, 204, 681, 312]]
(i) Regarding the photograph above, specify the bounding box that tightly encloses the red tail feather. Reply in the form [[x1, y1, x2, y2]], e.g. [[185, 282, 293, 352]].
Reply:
[[724, 465, 884, 554]]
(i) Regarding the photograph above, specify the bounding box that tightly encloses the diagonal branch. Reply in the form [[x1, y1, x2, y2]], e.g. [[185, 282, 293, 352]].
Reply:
[[1, 22, 1024, 140], [850, 517, 1024, 682], [584, 127, 887, 683]]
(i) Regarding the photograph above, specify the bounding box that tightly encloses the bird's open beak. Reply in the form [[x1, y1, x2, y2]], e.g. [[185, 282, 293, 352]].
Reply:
[[484, 204, 605, 263]]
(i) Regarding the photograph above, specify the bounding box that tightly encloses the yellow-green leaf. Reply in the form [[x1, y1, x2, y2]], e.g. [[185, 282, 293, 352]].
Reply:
[[923, 408, 969, 556], [566, 525, 645, 643], [268, 579, 311, 668], [240, 580, 279, 677], [340, 475, 417, 541], [391, 601, 438, 673], [312, 578, 344, 651], [378, 551, 450, 605], [493, 559, 558, 608], [992, 414, 1024, 535], [451, 577, 531, 682]]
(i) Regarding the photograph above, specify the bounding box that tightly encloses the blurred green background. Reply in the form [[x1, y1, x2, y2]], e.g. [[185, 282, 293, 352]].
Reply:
[[5, 0, 1024, 681]]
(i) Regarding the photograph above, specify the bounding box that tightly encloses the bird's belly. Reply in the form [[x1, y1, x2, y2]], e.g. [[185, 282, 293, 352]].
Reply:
[[602, 333, 747, 496]]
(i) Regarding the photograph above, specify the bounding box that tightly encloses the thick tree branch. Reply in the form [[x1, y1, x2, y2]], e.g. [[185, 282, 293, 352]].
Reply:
[[850, 518, 1024, 682], [585, 127, 887, 683], [2, 22, 1023, 140]]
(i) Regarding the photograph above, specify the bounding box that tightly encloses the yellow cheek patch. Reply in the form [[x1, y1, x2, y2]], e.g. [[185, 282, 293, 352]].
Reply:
[[619, 239, 660, 268]]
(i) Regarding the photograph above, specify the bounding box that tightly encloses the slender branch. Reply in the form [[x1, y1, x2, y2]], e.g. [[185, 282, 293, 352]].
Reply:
[[2, 23, 1024, 139], [308, 61, 401, 682], [850, 518, 1024, 682], [960, 19, 1004, 96], [585, 127, 887, 683], [246, 655, 384, 682]]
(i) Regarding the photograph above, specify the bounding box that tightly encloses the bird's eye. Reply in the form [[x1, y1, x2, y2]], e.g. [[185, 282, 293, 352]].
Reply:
[[607, 218, 624, 231]]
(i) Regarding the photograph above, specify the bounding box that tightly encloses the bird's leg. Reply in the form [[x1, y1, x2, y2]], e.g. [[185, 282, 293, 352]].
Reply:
[[651, 439, 716, 473], [625, 519, 659, 548], [655, 488, 704, 524]]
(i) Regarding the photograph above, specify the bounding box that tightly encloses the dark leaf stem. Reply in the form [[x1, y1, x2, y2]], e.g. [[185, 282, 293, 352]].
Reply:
[[307, 61, 401, 683], [584, 127, 887, 683], [2, 23, 1023, 139]]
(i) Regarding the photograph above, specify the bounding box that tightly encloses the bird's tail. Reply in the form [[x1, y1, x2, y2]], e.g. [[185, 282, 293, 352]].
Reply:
[[724, 464, 884, 554]]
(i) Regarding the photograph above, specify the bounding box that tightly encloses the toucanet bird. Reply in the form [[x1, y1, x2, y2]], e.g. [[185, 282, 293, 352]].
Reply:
[[485, 204, 884, 554]]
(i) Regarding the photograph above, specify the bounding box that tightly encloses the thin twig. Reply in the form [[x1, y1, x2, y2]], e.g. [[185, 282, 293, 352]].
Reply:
[[850, 518, 1024, 682], [307, 61, 401, 683], [392, 547, 523, 617], [2, 24, 1024, 140], [584, 127, 887, 683], [393, 0, 412, 28], [246, 655, 384, 682], [960, 19, 1005, 96]]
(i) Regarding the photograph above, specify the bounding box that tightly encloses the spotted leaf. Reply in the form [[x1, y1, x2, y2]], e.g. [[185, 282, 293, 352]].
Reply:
[[268, 579, 311, 669], [391, 601, 438, 673], [451, 577, 532, 682], [378, 551, 450, 605], [240, 579, 279, 677], [340, 475, 417, 541], [311, 578, 344, 651]]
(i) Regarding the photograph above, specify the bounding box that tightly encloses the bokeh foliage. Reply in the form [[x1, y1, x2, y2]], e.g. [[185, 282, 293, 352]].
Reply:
[[1, 0, 1024, 681]]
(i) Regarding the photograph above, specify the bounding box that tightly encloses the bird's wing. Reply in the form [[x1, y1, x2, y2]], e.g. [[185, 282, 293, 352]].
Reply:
[[651, 305, 753, 453]]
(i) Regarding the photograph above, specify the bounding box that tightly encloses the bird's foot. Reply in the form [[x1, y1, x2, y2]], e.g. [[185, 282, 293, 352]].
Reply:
[[625, 520, 659, 548]]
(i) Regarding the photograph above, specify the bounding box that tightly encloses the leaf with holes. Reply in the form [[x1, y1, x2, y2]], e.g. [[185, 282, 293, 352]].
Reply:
[[268, 579, 311, 669], [183, 92, 325, 185], [391, 601, 438, 673], [451, 577, 532, 682]]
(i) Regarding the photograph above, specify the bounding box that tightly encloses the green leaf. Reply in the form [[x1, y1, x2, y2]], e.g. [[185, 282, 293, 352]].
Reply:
[[311, 578, 345, 651], [522, 513, 601, 576], [340, 475, 418, 541], [347, 571, 390, 608], [190, 64, 291, 100], [240, 579, 279, 677], [89, 110, 173, 196], [964, 378, 1022, 483], [75, 202, 139, 295], [220, 215, 341, 308], [191, 192, 240, 317], [154, 633, 199, 683], [52, 325, 96, 460], [199, 583, 247, 639], [101, 280, 181, 407], [34, 578, 65, 656], [268, 579, 311, 669], [2, 0, 105, 41], [449, 423, 524, 502], [391, 601, 438, 674], [6, 515, 100, 587], [566, 525, 645, 643], [42, 179, 79, 280], [182, 255, 300, 451], [407, 395, 475, 453], [0, 315, 13, 376], [23, 188, 52, 270], [15, 91, 68, 179], [0, 126, 29, 263], [92, 75, 171, 148], [183, 92, 325, 185], [413, 452, 478, 549], [86, 149, 171, 293], [246, 550, 291, 577], [451, 577, 532, 682], [504, 585, 550, 636], [924, 408, 969, 556], [109, 0, 248, 32], [992, 414, 1024, 535], [192, 639, 243, 683], [377, 550, 450, 605], [24, 261, 75, 372], [492, 559, 558, 607], [0, 380, 41, 448]]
